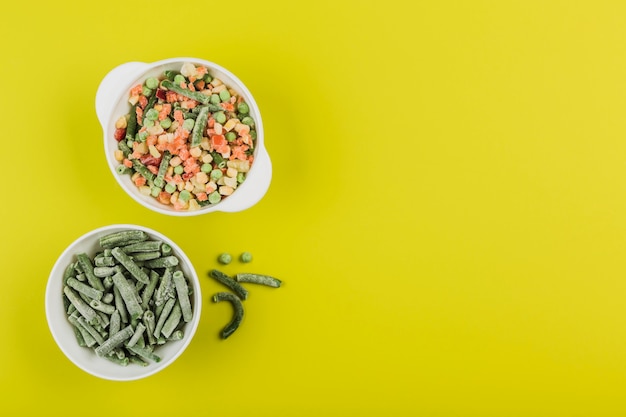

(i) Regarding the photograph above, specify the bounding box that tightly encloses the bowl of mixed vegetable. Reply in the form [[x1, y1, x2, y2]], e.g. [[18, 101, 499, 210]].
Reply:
[[96, 58, 272, 216], [45, 224, 202, 381]]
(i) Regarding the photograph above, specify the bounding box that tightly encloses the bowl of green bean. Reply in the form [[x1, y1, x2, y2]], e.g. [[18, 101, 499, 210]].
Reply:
[[45, 224, 202, 381], [96, 57, 272, 216]]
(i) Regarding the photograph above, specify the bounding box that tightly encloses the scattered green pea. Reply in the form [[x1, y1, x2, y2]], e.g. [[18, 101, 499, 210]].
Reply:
[[218, 253, 232, 265], [240, 252, 252, 263]]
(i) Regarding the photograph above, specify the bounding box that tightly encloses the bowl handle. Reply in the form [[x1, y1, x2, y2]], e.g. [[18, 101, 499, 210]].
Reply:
[[216, 147, 273, 213], [95, 62, 149, 128]]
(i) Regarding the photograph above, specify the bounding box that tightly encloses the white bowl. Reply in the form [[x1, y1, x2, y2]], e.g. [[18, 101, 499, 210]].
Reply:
[[45, 224, 202, 381], [95, 57, 272, 216]]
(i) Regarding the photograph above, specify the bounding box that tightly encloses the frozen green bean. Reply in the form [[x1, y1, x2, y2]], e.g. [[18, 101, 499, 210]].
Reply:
[[99, 230, 148, 249], [66, 277, 103, 301], [121, 240, 162, 253], [93, 266, 120, 278], [172, 271, 192, 323], [110, 310, 121, 336], [76, 253, 104, 291], [95, 325, 134, 357], [126, 322, 146, 348], [89, 299, 116, 315], [112, 271, 144, 320], [161, 302, 182, 338], [208, 269, 248, 300], [154, 298, 176, 338], [144, 256, 179, 269], [190, 105, 209, 147], [235, 273, 282, 288], [142, 270, 160, 307], [64, 286, 99, 325], [111, 247, 150, 284], [212, 292, 244, 339], [127, 345, 161, 363], [77, 316, 105, 346], [113, 285, 129, 324]]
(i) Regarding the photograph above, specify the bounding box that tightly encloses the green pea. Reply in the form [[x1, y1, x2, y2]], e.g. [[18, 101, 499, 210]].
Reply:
[[239, 252, 252, 263], [150, 187, 160, 197], [204, 74, 213, 83], [250, 130, 257, 140], [219, 89, 231, 102], [136, 131, 148, 142], [237, 102, 249, 114], [174, 74, 186, 84], [145, 77, 159, 89], [210, 169, 222, 181], [164, 183, 176, 193], [143, 119, 155, 128], [160, 117, 172, 129], [182, 118, 195, 131], [174, 165, 184, 175], [217, 253, 232, 265], [142, 86, 152, 96], [225, 131, 237, 142], [241, 116, 254, 127], [214, 111, 226, 125], [236, 172, 245, 184], [208, 191, 221, 204], [178, 190, 191, 202], [210, 94, 221, 105], [201, 163, 212, 173], [145, 108, 159, 121]]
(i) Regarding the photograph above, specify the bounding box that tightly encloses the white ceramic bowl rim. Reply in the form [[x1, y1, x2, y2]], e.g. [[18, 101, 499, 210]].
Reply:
[[96, 57, 272, 216], [45, 224, 202, 381]]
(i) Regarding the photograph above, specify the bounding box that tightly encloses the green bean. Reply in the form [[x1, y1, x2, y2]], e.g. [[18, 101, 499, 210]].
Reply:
[[95, 325, 134, 357], [66, 277, 103, 301], [208, 269, 248, 300], [104, 355, 129, 367], [168, 330, 184, 341], [99, 230, 148, 249], [63, 262, 75, 284], [132, 251, 162, 261], [76, 253, 105, 291], [112, 271, 143, 320], [77, 316, 105, 346], [113, 286, 129, 324], [103, 275, 114, 291], [161, 243, 172, 256], [121, 240, 162, 253], [154, 298, 175, 338], [89, 299, 116, 315], [111, 247, 150, 284], [126, 104, 138, 141], [142, 270, 160, 307], [144, 256, 179, 269], [109, 310, 121, 336], [172, 271, 193, 323], [142, 310, 157, 345], [93, 266, 120, 278], [64, 286, 99, 325], [127, 345, 161, 363], [154, 150, 172, 189], [164, 70, 178, 81], [132, 159, 156, 182], [68, 313, 96, 347], [142, 90, 158, 124], [126, 322, 146, 348], [154, 267, 175, 310], [94, 256, 116, 267], [212, 292, 244, 339], [190, 105, 209, 147], [161, 302, 182, 338], [235, 273, 282, 288]]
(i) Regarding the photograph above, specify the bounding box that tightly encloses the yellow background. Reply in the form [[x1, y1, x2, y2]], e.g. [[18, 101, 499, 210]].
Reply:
[[1, 0, 626, 415]]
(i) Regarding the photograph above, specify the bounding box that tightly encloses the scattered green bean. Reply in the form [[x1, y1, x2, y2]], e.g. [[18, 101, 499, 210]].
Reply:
[[208, 269, 248, 300], [212, 292, 244, 339], [235, 273, 282, 288]]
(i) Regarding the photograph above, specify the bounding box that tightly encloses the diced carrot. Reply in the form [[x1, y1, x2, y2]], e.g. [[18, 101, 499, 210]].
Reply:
[[173, 110, 184, 124], [134, 176, 147, 187], [123, 159, 133, 168], [173, 174, 183, 184], [147, 165, 158, 175], [135, 107, 144, 125], [146, 135, 157, 146], [220, 102, 234, 112], [138, 95, 148, 109], [196, 66, 208, 76], [158, 191, 171, 205], [158, 104, 172, 120], [130, 84, 143, 96], [174, 200, 186, 211], [196, 192, 208, 201], [166, 91, 178, 103]]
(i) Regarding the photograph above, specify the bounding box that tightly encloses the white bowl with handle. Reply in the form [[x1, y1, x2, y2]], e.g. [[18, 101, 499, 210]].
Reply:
[[96, 57, 272, 216]]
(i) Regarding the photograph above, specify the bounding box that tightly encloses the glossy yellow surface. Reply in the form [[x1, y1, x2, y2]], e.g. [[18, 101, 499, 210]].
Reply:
[[3, 1, 626, 415]]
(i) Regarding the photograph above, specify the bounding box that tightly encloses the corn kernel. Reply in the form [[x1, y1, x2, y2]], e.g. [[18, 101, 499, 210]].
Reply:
[[189, 146, 202, 158], [210, 78, 223, 87], [223, 118, 238, 132], [139, 186, 151, 196], [169, 156, 182, 167], [200, 137, 211, 150], [206, 181, 217, 193], [115, 116, 127, 129], [195, 171, 209, 184], [224, 176, 238, 188], [214, 123, 223, 135], [128, 95, 139, 106], [170, 192, 179, 204], [184, 181, 194, 192], [201, 153, 213, 164], [180, 62, 197, 78], [219, 185, 234, 196], [114, 149, 124, 162], [188, 199, 200, 211], [212, 84, 226, 93]]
